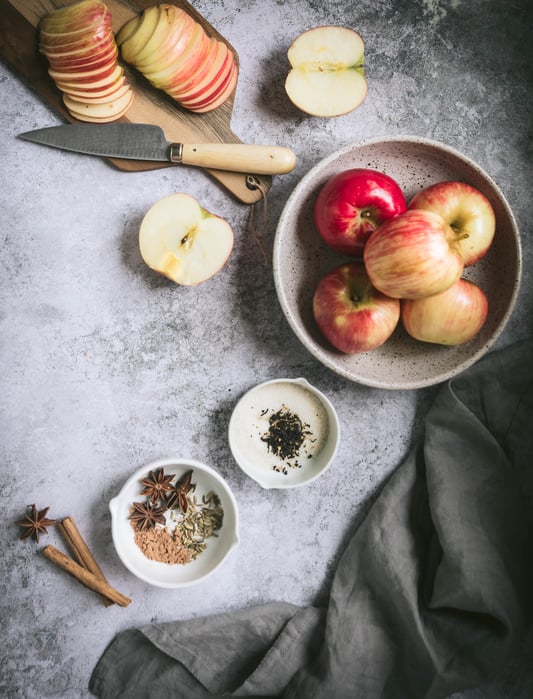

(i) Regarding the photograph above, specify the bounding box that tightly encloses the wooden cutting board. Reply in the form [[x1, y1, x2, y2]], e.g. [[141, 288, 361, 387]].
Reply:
[[0, 0, 272, 203]]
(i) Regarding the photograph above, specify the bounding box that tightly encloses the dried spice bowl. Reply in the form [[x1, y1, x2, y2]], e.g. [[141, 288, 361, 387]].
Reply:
[[228, 377, 340, 489], [110, 458, 239, 588]]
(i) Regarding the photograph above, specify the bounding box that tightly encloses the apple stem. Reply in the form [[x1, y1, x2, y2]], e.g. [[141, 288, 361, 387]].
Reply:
[[454, 231, 470, 241]]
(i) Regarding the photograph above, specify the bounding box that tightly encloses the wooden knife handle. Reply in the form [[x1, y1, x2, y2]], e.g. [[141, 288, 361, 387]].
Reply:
[[178, 143, 296, 175]]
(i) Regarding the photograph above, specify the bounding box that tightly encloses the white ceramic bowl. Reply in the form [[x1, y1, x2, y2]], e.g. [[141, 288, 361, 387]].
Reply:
[[228, 377, 340, 489], [110, 458, 239, 588], [273, 136, 522, 389]]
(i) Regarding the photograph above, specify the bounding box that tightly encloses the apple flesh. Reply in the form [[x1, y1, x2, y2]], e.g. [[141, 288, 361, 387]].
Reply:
[[312, 262, 400, 353], [314, 168, 407, 257], [39, 0, 133, 122], [116, 3, 237, 113], [401, 278, 488, 345], [139, 193, 234, 286], [363, 209, 464, 299], [408, 181, 496, 266], [285, 26, 367, 117]]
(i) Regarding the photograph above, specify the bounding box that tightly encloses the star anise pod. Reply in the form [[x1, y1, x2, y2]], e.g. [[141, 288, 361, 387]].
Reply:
[[16, 504, 58, 543], [165, 469, 194, 513], [140, 467, 175, 504], [129, 501, 167, 530]]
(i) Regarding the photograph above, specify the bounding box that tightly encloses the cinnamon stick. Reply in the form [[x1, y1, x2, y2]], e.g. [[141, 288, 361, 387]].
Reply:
[[59, 516, 113, 607], [42, 545, 132, 607]]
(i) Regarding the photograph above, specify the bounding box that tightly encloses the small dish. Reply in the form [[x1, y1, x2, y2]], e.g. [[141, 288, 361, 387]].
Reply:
[[228, 377, 340, 489], [110, 457, 239, 588], [273, 136, 522, 389]]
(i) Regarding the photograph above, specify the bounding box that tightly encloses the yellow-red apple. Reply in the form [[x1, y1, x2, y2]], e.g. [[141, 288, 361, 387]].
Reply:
[[313, 262, 400, 353], [364, 209, 464, 299], [401, 278, 488, 345], [408, 181, 496, 266]]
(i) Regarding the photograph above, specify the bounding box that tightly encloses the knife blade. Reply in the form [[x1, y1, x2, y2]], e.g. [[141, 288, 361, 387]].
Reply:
[[18, 123, 297, 176]]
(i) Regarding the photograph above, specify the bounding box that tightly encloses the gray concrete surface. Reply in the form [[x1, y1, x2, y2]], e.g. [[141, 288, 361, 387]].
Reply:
[[1, 0, 532, 696]]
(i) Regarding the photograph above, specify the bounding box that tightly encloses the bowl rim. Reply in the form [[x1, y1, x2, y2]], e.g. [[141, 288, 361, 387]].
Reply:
[[273, 135, 522, 390], [110, 456, 240, 588], [228, 376, 341, 489]]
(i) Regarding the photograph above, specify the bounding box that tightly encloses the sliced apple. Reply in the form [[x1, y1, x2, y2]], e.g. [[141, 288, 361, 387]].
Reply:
[[40, 0, 108, 33], [39, 18, 113, 50], [40, 0, 132, 123], [63, 81, 131, 104], [167, 37, 220, 95], [48, 61, 119, 84], [179, 61, 237, 112], [46, 46, 119, 73], [63, 88, 134, 121], [285, 26, 367, 117], [40, 21, 108, 45], [134, 5, 195, 68], [57, 72, 126, 97], [170, 39, 228, 101], [117, 3, 237, 113], [117, 5, 161, 64], [114, 14, 140, 48], [54, 65, 124, 91], [147, 25, 211, 88], [189, 66, 238, 112], [139, 193, 234, 286]]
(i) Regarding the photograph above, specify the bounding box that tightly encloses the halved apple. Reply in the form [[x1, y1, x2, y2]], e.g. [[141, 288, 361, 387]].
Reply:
[[139, 193, 234, 286], [285, 26, 367, 117]]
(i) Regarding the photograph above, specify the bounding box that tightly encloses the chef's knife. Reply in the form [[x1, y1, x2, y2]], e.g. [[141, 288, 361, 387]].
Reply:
[[18, 123, 296, 176]]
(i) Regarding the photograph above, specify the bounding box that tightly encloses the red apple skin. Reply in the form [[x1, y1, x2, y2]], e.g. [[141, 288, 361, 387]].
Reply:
[[401, 278, 488, 345], [40, 1, 108, 34], [314, 168, 407, 257], [312, 262, 400, 353], [363, 209, 464, 300], [408, 181, 496, 266]]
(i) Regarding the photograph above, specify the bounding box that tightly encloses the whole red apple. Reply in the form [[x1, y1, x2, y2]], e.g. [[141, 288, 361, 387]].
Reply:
[[312, 261, 400, 353], [314, 168, 407, 257], [363, 209, 464, 299], [408, 180, 495, 266], [401, 278, 488, 345]]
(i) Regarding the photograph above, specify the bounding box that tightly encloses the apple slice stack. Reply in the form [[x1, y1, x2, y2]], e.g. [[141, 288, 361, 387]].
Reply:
[[116, 4, 238, 114], [39, 0, 134, 122]]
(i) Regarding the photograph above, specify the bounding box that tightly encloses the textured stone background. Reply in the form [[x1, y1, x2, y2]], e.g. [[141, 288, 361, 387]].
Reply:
[[1, 0, 532, 696]]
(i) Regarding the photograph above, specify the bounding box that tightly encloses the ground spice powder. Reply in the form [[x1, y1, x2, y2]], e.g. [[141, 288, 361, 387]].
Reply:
[[134, 525, 192, 565]]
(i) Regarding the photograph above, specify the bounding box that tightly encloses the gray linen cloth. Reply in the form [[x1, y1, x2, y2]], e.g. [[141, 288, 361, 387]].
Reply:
[[90, 338, 533, 698]]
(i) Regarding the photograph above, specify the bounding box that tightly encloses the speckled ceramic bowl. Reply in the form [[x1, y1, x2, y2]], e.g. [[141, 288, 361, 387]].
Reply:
[[110, 458, 239, 588], [273, 136, 522, 389]]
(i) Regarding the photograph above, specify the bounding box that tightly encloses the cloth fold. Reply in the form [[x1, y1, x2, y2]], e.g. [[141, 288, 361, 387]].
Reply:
[[90, 339, 533, 699]]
